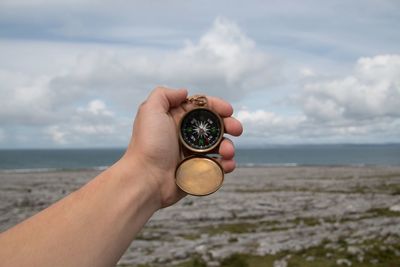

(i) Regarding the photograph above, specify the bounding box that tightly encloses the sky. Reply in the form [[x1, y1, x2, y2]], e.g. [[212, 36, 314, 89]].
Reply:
[[0, 0, 399, 148]]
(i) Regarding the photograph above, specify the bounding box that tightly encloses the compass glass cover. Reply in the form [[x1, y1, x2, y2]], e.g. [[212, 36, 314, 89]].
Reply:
[[180, 108, 222, 150]]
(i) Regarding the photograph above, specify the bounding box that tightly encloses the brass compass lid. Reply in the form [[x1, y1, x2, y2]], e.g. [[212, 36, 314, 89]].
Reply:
[[175, 155, 224, 196]]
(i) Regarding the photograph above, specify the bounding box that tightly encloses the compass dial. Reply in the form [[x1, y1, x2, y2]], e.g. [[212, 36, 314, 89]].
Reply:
[[180, 108, 223, 152]]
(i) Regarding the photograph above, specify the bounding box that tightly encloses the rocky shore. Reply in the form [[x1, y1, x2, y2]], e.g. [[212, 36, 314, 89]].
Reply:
[[1, 166, 400, 267]]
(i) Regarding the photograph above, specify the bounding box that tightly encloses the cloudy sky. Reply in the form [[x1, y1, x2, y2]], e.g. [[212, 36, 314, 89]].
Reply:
[[0, 0, 399, 148]]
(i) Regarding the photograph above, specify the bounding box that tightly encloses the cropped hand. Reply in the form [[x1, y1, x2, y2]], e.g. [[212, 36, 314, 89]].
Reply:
[[123, 87, 243, 208], [0, 86, 243, 267]]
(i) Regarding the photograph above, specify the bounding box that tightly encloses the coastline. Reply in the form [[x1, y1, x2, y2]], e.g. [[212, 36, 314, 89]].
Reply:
[[2, 162, 400, 174], [1, 166, 400, 266]]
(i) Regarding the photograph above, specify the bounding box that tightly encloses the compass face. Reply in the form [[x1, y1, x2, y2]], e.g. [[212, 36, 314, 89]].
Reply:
[[180, 108, 223, 152]]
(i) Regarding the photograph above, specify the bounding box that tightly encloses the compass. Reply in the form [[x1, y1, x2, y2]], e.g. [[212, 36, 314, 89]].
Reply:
[[176, 95, 225, 197], [179, 107, 224, 153]]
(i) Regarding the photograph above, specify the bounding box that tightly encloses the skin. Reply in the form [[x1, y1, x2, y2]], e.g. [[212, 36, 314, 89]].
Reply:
[[0, 87, 243, 267]]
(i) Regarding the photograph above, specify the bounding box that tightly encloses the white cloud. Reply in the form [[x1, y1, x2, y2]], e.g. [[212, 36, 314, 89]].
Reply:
[[1, 17, 276, 118], [39, 17, 278, 105], [0, 17, 279, 147], [0, 72, 55, 125], [299, 67, 316, 78], [176, 17, 278, 93], [1, 9, 399, 147], [302, 54, 400, 121], [78, 99, 114, 116], [237, 109, 305, 136], [46, 126, 67, 144], [42, 99, 130, 146], [237, 54, 400, 144]]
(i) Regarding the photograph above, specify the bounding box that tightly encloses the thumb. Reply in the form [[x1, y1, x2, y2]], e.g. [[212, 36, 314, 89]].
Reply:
[[146, 87, 188, 112]]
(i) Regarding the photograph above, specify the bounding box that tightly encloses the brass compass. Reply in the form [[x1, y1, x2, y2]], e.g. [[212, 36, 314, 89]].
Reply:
[[175, 95, 224, 196]]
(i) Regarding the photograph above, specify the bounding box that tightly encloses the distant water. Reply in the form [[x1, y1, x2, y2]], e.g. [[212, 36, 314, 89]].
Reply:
[[0, 145, 400, 171], [0, 149, 125, 171], [236, 144, 400, 167]]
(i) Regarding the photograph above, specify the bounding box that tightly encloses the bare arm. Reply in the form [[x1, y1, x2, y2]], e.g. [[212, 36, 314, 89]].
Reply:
[[0, 87, 243, 267], [0, 157, 159, 266]]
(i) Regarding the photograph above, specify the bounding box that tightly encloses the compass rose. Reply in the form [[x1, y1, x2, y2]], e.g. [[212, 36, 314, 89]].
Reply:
[[179, 108, 224, 152], [194, 121, 210, 138]]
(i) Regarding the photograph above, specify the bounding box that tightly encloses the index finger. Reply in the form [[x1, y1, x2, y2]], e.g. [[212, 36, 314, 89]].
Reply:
[[206, 96, 234, 117]]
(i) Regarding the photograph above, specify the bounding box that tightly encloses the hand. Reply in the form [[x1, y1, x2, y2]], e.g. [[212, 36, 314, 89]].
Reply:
[[0, 86, 242, 267], [122, 87, 243, 208]]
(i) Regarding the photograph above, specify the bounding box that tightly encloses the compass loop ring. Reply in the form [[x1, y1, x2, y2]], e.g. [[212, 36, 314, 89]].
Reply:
[[186, 95, 208, 107]]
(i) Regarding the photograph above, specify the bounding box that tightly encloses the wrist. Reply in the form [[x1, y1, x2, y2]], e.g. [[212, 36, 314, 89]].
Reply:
[[107, 153, 162, 212], [118, 148, 184, 208]]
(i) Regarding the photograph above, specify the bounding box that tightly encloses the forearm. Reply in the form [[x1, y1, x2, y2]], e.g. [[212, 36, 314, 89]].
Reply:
[[0, 155, 160, 267]]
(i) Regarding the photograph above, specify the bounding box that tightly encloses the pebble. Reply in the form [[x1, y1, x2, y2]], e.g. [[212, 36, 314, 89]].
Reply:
[[336, 258, 352, 266], [347, 246, 362, 255], [389, 204, 400, 212], [195, 245, 207, 254], [306, 256, 315, 261], [370, 259, 379, 264], [173, 251, 187, 260], [357, 255, 364, 263], [207, 261, 219, 267]]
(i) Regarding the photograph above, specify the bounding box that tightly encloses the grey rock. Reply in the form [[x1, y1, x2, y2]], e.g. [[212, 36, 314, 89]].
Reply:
[[173, 251, 187, 260], [156, 257, 167, 264], [370, 259, 379, 264], [306, 256, 315, 261], [273, 259, 288, 267], [207, 261, 219, 267], [337, 258, 352, 266], [389, 204, 400, 212], [195, 245, 207, 254], [2, 166, 400, 266], [357, 255, 364, 263], [326, 252, 333, 258], [347, 246, 362, 255]]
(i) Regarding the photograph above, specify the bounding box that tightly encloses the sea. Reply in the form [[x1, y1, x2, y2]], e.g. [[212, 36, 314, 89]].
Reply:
[[0, 144, 400, 172]]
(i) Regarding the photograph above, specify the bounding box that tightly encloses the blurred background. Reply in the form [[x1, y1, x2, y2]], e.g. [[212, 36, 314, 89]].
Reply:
[[1, 1, 400, 267], [1, 0, 399, 149]]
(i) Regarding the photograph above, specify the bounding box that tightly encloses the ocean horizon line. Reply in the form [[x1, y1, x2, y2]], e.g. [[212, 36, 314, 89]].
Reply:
[[0, 143, 400, 150], [1, 145, 399, 170]]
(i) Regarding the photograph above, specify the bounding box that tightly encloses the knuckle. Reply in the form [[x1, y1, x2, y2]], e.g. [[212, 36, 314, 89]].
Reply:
[[138, 100, 148, 111], [223, 137, 234, 147], [231, 162, 236, 172], [223, 136, 232, 143], [153, 86, 166, 94]]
